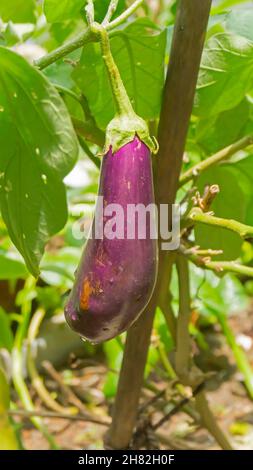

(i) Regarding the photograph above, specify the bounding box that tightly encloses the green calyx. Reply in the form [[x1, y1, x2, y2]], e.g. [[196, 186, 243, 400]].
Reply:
[[105, 112, 158, 155], [91, 22, 158, 156]]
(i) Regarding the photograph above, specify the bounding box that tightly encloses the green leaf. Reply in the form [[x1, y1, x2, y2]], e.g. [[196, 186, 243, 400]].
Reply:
[[40, 247, 81, 288], [194, 156, 253, 260], [43, 60, 76, 90], [211, 0, 251, 15], [0, 307, 14, 352], [193, 270, 249, 316], [195, 164, 247, 259], [0, 47, 78, 276], [232, 155, 253, 226], [195, 98, 253, 154], [0, 0, 36, 24], [43, 0, 125, 24], [0, 250, 27, 280], [93, 0, 126, 23], [225, 8, 253, 41], [43, 0, 85, 23], [72, 18, 166, 129], [3, 22, 22, 47], [194, 33, 253, 118]]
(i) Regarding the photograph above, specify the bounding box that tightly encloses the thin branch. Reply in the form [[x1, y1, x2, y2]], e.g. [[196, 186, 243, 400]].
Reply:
[[180, 243, 253, 278], [108, 0, 144, 29], [217, 311, 253, 399], [85, 0, 95, 25], [152, 381, 205, 431], [200, 260, 253, 278], [34, 29, 95, 70], [42, 361, 86, 412], [34, 0, 143, 70], [179, 134, 253, 187], [72, 116, 105, 147], [188, 247, 223, 256], [175, 255, 192, 382], [103, 0, 119, 25], [174, 256, 233, 449], [27, 309, 77, 416], [54, 84, 80, 104], [195, 391, 233, 450], [78, 136, 101, 169], [193, 184, 220, 212], [8, 409, 110, 427], [188, 207, 253, 240]]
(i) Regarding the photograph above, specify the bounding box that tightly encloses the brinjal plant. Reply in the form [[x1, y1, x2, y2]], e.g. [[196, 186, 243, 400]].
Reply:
[[65, 24, 158, 343], [2, 0, 253, 453]]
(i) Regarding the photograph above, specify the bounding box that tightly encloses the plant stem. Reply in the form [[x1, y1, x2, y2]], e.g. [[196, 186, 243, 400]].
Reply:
[[195, 391, 233, 449], [179, 134, 253, 187], [78, 136, 101, 168], [158, 342, 177, 380], [188, 207, 253, 239], [34, 0, 144, 70], [108, 0, 144, 29], [54, 84, 82, 103], [42, 361, 86, 412], [175, 256, 191, 381], [105, 0, 212, 450], [203, 261, 253, 277], [27, 309, 77, 415], [216, 311, 253, 399], [12, 278, 58, 449], [72, 116, 105, 147], [85, 0, 95, 25], [180, 243, 253, 278], [103, 0, 119, 25], [175, 259, 233, 449], [34, 28, 95, 70], [94, 25, 134, 116]]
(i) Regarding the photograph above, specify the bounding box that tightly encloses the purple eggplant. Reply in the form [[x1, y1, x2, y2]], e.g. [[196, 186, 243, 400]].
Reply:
[[64, 137, 158, 343]]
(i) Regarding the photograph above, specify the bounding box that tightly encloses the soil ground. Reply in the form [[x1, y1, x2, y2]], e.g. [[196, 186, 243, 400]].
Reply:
[[18, 307, 253, 450]]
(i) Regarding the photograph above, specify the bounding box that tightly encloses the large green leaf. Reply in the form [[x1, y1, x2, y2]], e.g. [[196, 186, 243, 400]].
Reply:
[[225, 7, 253, 41], [0, 307, 14, 352], [195, 155, 253, 259], [195, 98, 253, 154], [233, 155, 253, 225], [40, 247, 80, 288], [0, 47, 78, 276], [0, 250, 27, 280], [211, 0, 251, 15], [72, 18, 166, 129], [43, 0, 85, 23], [93, 0, 126, 22], [0, 0, 36, 24], [193, 269, 249, 316], [43, 0, 125, 24], [194, 33, 253, 118]]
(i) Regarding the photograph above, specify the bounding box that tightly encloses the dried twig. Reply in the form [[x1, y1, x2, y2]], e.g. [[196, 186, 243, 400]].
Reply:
[[8, 409, 110, 427], [42, 361, 86, 412], [179, 134, 253, 187]]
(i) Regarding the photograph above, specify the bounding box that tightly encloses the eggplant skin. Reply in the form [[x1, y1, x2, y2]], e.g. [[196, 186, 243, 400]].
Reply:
[[65, 137, 158, 343]]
